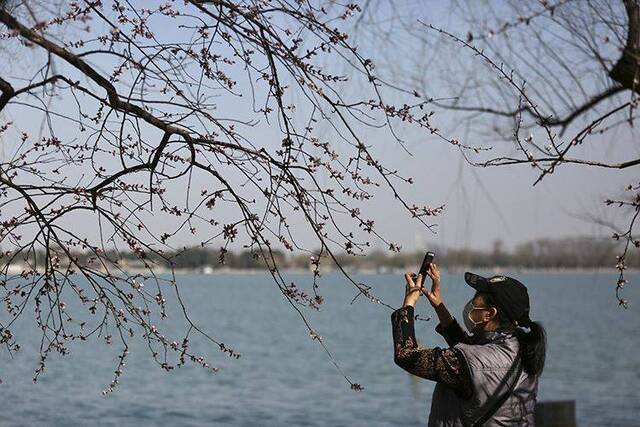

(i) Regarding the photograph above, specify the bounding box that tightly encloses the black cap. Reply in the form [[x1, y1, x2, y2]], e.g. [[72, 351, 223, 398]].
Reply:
[[464, 272, 531, 327]]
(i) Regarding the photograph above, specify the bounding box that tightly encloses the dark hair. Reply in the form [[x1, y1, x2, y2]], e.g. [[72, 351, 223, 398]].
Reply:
[[478, 292, 547, 377]]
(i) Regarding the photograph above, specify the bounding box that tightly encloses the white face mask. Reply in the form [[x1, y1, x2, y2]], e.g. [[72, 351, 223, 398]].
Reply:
[[462, 299, 491, 333]]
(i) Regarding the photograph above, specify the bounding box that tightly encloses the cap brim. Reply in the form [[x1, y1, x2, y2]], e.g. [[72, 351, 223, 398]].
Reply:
[[464, 272, 490, 292]]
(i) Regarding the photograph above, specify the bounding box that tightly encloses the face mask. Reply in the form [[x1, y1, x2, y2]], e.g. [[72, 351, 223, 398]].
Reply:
[[462, 299, 491, 333]]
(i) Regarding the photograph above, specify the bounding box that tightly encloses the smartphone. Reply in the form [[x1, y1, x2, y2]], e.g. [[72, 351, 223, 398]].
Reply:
[[413, 251, 435, 282]]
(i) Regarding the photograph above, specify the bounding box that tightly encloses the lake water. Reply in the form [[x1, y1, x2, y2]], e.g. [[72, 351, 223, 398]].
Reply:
[[1, 271, 639, 426]]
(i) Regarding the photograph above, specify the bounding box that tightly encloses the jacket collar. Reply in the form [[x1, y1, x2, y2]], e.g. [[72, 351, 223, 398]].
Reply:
[[469, 327, 517, 345]]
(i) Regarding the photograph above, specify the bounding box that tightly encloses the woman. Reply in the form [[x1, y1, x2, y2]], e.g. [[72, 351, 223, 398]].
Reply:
[[391, 263, 546, 426]]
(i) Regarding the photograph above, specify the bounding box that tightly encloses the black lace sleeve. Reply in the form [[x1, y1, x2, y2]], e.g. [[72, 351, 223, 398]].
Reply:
[[391, 305, 472, 399]]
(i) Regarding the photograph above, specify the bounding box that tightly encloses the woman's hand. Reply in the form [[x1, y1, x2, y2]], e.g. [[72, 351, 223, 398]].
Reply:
[[402, 272, 424, 307], [422, 263, 443, 308]]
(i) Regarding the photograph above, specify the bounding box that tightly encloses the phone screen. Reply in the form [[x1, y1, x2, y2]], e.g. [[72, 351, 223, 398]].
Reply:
[[416, 251, 435, 280]]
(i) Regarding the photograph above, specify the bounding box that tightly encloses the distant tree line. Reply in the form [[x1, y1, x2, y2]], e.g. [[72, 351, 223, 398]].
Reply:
[[330, 236, 637, 271], [4, 236, 634, 272]]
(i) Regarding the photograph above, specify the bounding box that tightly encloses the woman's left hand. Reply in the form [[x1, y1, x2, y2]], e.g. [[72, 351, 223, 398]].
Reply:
[[402, 272, 424, 307]]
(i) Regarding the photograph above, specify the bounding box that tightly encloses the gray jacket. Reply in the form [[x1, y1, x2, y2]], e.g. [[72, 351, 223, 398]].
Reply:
[[428, 330, 538, 426]]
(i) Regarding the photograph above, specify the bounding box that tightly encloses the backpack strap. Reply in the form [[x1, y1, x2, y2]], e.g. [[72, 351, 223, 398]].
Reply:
[[470, 356, 523, 427]]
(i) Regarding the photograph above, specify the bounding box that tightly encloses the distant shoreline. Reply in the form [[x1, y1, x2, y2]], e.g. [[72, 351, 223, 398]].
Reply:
[[156, 266, 638, 275], [6, 236, 638, 277], [4, 263, 635, 276]]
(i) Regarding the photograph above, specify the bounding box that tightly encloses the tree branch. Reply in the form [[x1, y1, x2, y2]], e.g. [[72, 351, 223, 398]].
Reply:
[[609, 0, 640, 92]]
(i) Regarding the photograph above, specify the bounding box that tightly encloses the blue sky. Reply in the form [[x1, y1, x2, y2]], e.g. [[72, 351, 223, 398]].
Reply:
[[1, 0, 637, 255]]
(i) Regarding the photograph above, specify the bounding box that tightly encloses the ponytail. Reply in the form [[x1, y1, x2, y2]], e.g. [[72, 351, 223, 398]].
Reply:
[[479, 291, 547, 377], [517, 320, 547, 377]]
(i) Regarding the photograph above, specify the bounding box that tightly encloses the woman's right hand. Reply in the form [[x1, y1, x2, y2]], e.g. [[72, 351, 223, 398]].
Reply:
[[422, 263, 442, 308]]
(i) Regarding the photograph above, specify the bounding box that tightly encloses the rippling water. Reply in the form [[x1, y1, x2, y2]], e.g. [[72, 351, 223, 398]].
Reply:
[[1, 271, 639, 426]]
